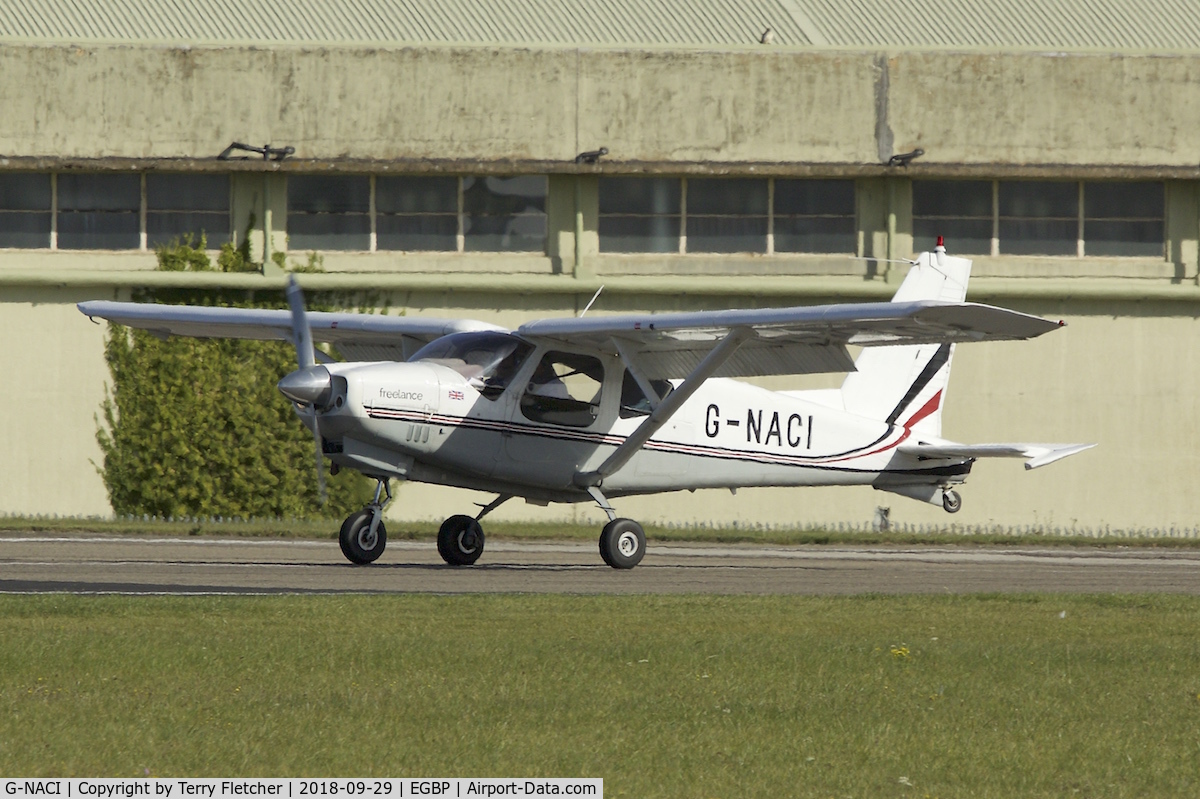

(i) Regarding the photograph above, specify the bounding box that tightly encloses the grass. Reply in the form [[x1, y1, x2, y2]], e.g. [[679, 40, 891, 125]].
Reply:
[[3, 515, 1199, 549], [1, 594, 1198, 796]]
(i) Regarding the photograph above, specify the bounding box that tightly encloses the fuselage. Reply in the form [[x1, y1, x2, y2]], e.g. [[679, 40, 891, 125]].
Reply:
[[301, 335, 969, 504]]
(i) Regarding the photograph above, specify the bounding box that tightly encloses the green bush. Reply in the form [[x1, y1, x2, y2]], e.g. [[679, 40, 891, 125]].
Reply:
[[154, 234, 261, 273], [96, 242, 374, 520]]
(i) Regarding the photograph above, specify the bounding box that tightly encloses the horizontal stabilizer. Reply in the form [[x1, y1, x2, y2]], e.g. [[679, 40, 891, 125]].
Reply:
[[898, 442, 1096, 470]]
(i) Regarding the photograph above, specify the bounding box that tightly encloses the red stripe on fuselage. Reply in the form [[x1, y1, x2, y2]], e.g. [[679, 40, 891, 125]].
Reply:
[[901, 390, 942, 429], [819, 389, 943, 464]]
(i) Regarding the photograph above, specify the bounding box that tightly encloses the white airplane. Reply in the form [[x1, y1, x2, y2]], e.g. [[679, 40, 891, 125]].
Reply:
[[78, 241, 1092, 569]]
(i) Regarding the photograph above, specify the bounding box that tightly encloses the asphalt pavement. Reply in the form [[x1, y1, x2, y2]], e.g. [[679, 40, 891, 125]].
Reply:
[[1, 533, 1198, 595]]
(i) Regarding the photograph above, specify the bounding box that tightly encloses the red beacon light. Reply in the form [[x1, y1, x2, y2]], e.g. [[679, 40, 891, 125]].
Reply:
[[936, 235, 945, 249]]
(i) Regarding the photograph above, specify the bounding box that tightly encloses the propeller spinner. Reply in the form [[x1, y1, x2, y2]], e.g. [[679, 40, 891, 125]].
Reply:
[[278, 365, 332, 406]]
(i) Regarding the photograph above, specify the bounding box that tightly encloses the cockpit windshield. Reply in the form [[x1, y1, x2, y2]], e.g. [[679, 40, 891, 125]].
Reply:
[[409, 331, 534, 400]]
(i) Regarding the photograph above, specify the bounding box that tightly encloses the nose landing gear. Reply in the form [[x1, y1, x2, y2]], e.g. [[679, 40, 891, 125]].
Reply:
[[339, 478, 392, 564]]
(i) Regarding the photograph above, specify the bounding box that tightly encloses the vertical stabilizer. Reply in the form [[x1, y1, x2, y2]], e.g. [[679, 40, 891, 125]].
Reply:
[[840, 245, 972, 436]]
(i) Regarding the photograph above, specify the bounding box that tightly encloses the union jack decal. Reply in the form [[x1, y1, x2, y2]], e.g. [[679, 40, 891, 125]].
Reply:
[[448, 389, 465, 401]]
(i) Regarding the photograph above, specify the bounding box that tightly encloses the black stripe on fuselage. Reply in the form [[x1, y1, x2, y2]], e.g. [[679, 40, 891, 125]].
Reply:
[[885, 343, 953, 426], [361, 408, 964, 477]]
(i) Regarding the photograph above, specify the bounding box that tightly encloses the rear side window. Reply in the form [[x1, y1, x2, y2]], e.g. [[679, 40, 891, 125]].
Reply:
[[620, 370, 673, 418]]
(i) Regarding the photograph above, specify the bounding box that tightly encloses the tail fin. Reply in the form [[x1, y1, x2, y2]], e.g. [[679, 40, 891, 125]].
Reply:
[[840, 246, 972, 436]]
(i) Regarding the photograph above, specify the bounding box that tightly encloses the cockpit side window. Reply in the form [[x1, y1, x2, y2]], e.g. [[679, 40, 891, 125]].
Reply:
[[620, 369, 674, 418], [410, 332, 533, 400], [521, 351, 605, 427]]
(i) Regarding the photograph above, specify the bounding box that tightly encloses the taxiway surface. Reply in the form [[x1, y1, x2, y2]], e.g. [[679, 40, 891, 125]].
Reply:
[[1, 534, 1198, 595]]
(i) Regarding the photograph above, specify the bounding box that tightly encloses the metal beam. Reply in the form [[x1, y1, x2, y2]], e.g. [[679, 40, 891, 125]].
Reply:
[[2, 155, 1197, 181]]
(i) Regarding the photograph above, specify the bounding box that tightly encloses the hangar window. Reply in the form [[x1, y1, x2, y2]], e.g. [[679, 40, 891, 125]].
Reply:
[[599, 177, 681, 253], [686, 178, 768, 253], [1083, 182, 1163, 257], [287, 175, 371, 251], [376, 176, 458, 252], [463, 176, 546, 253], [913, 181, 993, 255], [999, 181, 1079, 256], [600, 177, 859, 255], [915, 180, 1163, 258], [146, 174, 230, 248], [0, 173, 52, 249], [773, 179, 856, 254], [57, 173, 140, 250]]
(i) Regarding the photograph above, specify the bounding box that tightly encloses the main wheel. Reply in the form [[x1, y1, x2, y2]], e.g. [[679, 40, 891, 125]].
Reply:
[[599, 518, 646, 570], [942, 489, 962, 514], [438, 514, 485, 566], [339, 509, 387, 564]]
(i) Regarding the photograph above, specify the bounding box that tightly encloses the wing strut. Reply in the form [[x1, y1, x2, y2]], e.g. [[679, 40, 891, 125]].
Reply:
[[574, 327, 753, 488]]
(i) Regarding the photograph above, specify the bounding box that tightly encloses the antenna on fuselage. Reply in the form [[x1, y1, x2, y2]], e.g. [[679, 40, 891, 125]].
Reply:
[[579, 285, 605, 317]]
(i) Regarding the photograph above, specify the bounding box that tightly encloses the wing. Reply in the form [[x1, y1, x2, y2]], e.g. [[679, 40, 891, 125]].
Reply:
[[77, 300, 505, 361], [898, 442, 1096, 470], [518, 300, 1063, 379]]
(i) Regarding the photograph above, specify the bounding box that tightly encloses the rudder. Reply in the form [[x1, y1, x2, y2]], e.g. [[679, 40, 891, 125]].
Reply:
[[840, 246, 972, 436]]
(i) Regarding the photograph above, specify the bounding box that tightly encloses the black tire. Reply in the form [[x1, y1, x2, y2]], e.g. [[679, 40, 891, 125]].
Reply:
[[942, 489, 962, 514], [339, 509, 387, 564], [438, 514, 485, 566], [599, 518, 646, 570], [598, 531, 615, 568]]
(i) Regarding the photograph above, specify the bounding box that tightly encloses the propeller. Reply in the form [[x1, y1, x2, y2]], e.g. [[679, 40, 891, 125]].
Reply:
[[282, 276, 329, 506]]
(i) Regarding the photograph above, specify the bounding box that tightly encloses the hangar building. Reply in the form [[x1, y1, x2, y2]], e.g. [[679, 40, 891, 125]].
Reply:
[[3, 0, 1199, 532]]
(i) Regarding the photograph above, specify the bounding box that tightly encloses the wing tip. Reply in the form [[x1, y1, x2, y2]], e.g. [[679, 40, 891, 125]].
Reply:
[[1024, 443, 1096, 470]]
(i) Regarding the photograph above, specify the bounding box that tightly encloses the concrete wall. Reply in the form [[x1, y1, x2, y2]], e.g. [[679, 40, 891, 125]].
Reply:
[[3, 44, 1200, 170], [0, 289, 112, 518], [887, 52, 1200, 168]]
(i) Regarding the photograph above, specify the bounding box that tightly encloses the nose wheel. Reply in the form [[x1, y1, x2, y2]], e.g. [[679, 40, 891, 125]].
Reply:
[[339, 508, 388, 564], [339, 478, 392, 564], [942, 489, 962, 514]]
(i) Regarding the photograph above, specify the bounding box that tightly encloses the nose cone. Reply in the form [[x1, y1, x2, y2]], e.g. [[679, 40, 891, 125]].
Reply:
[[278, 365, 332, 406]]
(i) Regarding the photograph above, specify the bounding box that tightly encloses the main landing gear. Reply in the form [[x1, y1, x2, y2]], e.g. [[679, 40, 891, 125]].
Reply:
[[598, 517, 646, 569], [433, 490, 646, 570], [432, 486, 647, 570], [588, 486, 646, 570], [436, 494, 510, 567], [438, 515, 485, 565]]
